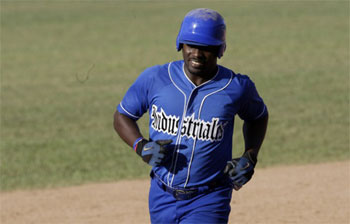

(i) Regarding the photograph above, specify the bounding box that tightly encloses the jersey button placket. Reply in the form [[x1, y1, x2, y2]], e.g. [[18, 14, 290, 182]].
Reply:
[[169, 87, 196, 187]]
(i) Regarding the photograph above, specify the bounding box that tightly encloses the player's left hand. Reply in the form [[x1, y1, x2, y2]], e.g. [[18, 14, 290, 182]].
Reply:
[[224, 151, 257, 191]]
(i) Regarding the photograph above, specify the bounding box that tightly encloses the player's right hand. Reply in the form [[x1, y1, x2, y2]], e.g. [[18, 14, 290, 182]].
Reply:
[[134, 139, 173, 166]]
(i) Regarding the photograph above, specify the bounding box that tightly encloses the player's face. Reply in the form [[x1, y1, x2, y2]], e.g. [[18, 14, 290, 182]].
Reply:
[[182, 44, 218, 79]]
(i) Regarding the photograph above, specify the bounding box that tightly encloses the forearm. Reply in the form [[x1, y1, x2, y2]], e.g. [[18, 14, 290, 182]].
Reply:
[[113, 111, 143, 147], [242, 113, 269, 160]]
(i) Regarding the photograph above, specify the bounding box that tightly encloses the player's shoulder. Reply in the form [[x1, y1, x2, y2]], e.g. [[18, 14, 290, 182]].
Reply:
[[234, 73, 253, 84], [230, 71, 255, 88], [218, 65, 254, 86], [141, 60, 185, 80], [140, 63, 169, 77], [135, 62, 171, 85]]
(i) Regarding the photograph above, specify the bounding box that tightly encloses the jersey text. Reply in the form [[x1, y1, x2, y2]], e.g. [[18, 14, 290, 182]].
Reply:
[[151, 105, 224, 142]]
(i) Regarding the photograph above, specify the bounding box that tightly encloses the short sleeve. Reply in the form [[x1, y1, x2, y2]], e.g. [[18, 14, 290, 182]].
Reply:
[[117, 66, 156, 120], [237, 77, 267, 121]]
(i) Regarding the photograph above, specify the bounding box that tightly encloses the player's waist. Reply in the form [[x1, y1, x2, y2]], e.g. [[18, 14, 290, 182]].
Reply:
[[152, 161, 229, 187], [151, 171, 230, 200]]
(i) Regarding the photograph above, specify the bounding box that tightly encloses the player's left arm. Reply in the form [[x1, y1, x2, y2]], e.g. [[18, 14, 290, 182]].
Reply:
[[237, 76, 269, 160], [242, 112, 269, 163], [224, 76, 269, 190], [224, 113, 268, 190]]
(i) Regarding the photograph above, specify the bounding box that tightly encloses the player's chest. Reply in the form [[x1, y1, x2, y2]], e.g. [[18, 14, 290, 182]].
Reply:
[[149, 85, 240, 122]]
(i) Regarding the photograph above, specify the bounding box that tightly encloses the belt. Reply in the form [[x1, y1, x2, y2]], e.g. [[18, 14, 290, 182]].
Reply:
[[162, 184, 199, 201], [151, 172, 228, 201]]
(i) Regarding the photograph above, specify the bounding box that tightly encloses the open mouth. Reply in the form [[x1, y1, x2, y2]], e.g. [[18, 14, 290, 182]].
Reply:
[[190, 59, 205, 68]]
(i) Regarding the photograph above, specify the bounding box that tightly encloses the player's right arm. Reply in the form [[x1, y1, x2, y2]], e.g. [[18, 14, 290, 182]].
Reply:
[[113, 65, 156, 147], [113, 111, 143, 148], [114, 111, 172, 166], [113, 65, 172, 166]]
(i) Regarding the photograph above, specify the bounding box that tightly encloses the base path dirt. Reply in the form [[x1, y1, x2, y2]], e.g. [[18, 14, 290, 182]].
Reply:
[[1, 161, 349, 224]]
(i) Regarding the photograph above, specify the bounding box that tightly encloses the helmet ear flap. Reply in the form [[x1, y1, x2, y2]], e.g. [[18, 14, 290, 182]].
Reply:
[[218, 43, 226, 58], [176, 38, 183, 51], [179, 43, 183, 51], [176, 21, 183, 51]]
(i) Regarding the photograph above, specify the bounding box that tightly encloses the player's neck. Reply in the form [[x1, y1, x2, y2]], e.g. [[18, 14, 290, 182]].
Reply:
[[185, 66, 218, 86]]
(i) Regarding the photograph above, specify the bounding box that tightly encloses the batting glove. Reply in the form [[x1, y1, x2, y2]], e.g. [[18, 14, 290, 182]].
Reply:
[[134, 138, 173, 166], [224, 151, 257, 191]]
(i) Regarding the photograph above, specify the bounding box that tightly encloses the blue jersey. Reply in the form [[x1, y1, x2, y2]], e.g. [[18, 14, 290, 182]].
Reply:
[[117, 60, 267, 188]]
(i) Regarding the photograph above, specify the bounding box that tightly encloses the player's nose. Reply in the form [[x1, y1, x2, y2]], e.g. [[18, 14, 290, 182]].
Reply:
[[191, 48, 204, 59], [192, 47, 200, 55]]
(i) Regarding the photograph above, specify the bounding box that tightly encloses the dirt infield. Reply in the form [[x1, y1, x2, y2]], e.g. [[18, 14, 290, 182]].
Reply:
[[1, 161, 349, 224]]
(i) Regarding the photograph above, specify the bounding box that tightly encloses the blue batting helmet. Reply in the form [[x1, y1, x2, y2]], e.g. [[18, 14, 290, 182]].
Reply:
[[176, 8, 226, 58]]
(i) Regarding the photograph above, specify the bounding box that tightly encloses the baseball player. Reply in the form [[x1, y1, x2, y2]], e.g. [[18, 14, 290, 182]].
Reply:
[[114, 8, 268, 223]]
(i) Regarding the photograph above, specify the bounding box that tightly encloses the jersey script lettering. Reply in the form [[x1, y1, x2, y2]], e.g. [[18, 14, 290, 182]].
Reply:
[[151, 105, 224, 142]]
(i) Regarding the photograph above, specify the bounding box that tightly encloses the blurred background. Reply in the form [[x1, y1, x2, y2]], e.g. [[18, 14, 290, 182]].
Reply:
[[1, 1, 349, 191]]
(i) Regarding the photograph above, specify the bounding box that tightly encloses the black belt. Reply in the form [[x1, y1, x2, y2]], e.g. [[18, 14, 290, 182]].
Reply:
[[162, 184, 199, 200], [152, 172, 228, 201]]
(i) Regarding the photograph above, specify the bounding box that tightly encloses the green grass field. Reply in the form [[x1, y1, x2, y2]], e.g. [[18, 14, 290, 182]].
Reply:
[[1, 1, 349, 191]]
